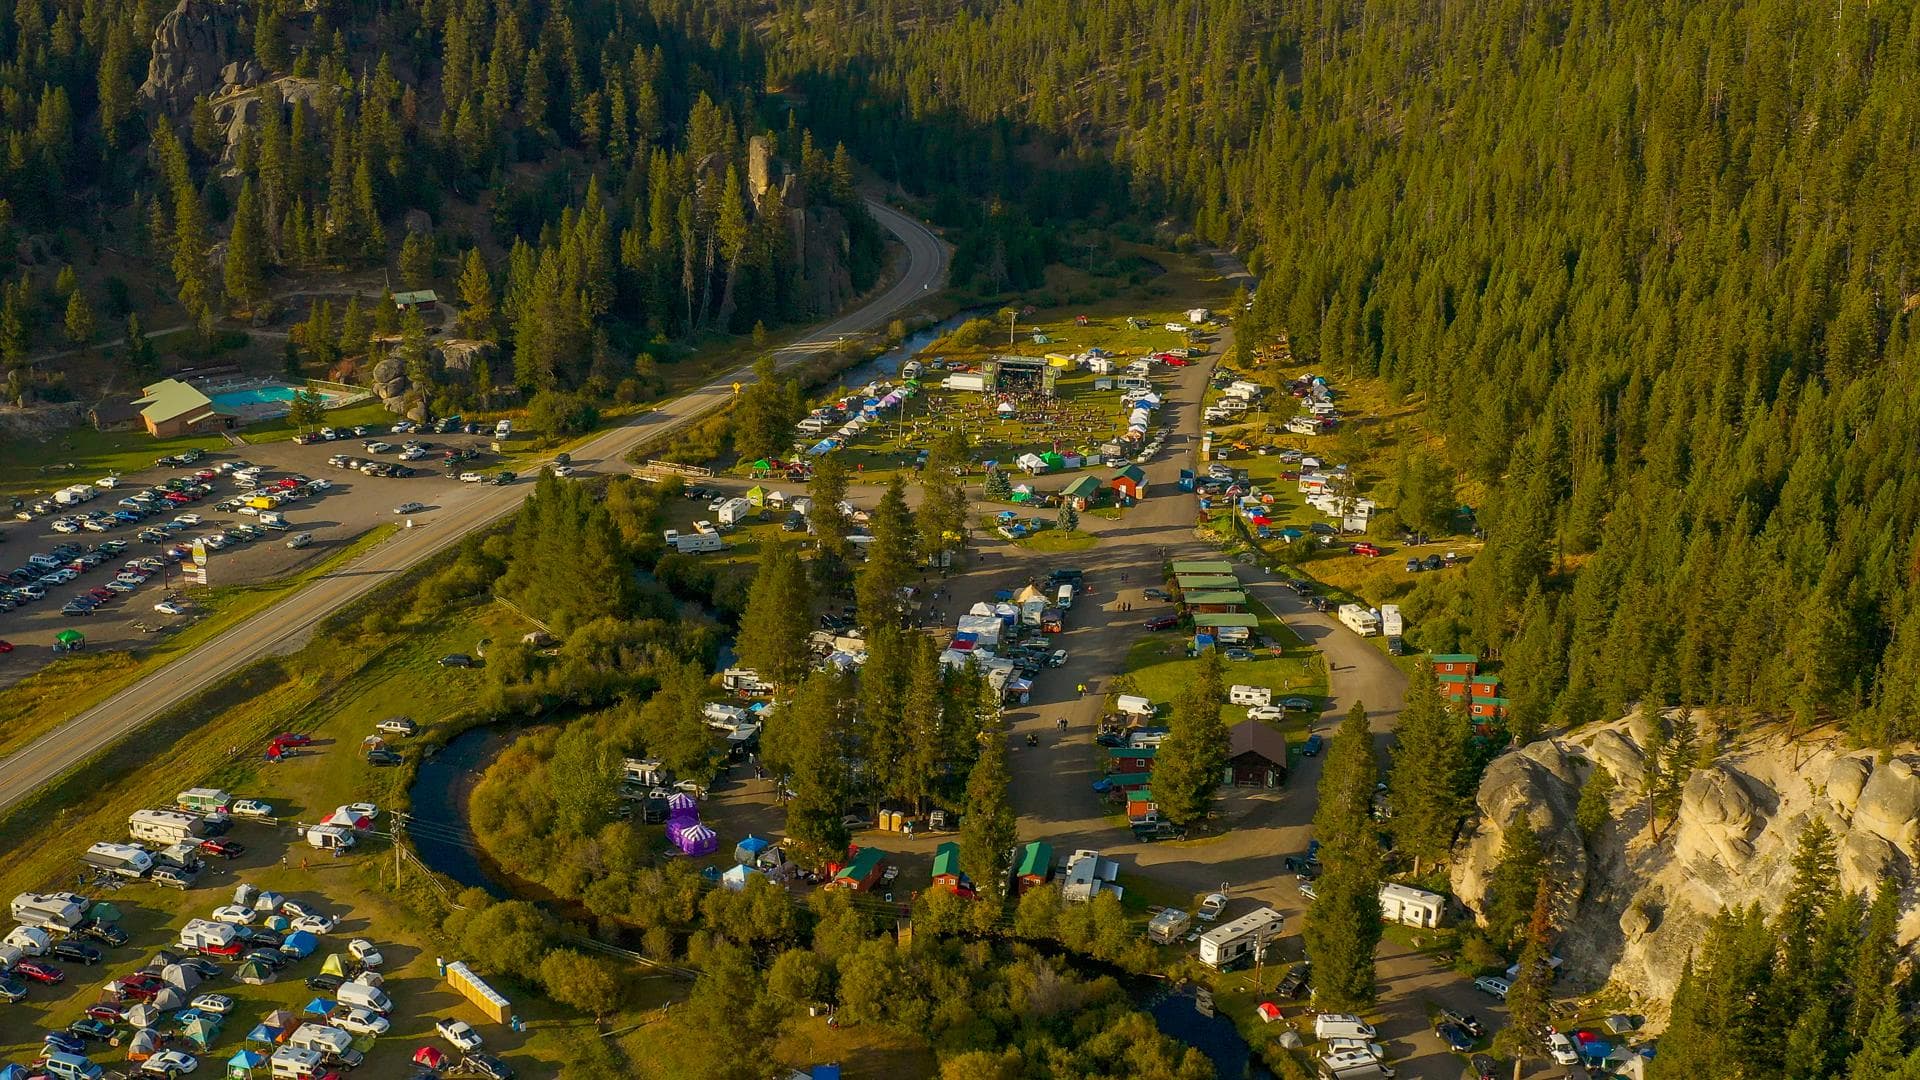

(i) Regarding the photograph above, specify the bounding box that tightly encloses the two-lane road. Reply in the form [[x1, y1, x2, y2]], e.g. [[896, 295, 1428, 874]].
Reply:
[[0, 200, 947, 816]]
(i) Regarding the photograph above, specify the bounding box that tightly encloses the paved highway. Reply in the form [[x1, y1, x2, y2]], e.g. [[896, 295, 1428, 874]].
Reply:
[[0, 200, 947, 815]]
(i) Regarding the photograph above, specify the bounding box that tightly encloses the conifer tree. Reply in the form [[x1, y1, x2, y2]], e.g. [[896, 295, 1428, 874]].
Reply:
[[959, 706, 1016, 898], [1303, 701, 1381, 1008], [735, 541, 813, 692], [1387, 662, 1470, 873], [62, 289, 94, 348], [1153, 650, 1227, 825], [1495, 880, 1554, 1080], [224, 178, 267, 305], [457, 248, 496, 338], [855, 475, 917, 628]]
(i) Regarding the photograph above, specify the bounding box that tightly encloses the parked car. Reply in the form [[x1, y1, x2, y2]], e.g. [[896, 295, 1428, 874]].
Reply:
[[292, 914, 336, 935], [141, 1049, 200, 1076], [439, 654, 474, 667], [189, 993, 235, 1015], [1472, 976, 1511, 1000], [1142, 588, 1171, 600], [50, 941, 101, 965], [377, 716, 418, 736], [306, 974, 344, 992], [393, 501, 426, 515], [1246, 705, 1286, 721], [13, 959, 63, 984], [1434, 1021, 1474, 1052], [230, 799, 273, 818], [1145, 614, 1179, 631], [366, 749, 403, 767], [1468, 1054, 1498, 1080], [1196, 893, 1228, 921], [1438, 1009, 1485, 1039], [68, 1017, 116, 1042], [1301, 734, 1324, 756], [199, 838, 244, 859], [462, 1052, 516, 1080], [0, 975, 26, 1002]]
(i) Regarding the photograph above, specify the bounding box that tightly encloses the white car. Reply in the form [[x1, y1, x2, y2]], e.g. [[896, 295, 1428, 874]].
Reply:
[[364, 441, 392, 454], [1548, 1031, 1579, 1065], [1323, 1039, 1386, 1062], [230, 799, 273, 818], [1246, 705, 1286, 721], [348, 938, 384, 966], [1197, 893, 1228, 921], [154, 600, 186, 615], [141, 1049, 199, 1075], [393, 502, 426, 515], [347, 801, 379, 821], [173, 513, 201, 526], [189, 993, 235, 1015], [97, 476, 120, 488], [377, 717, 418, 736], [459, 472, 485, 483], [437, 1018, 483, 1052], [210, 905, 256, 926], [551, 464, 575, 477], [330, 1005, 391, 1036], [291, 914, 336, 935]]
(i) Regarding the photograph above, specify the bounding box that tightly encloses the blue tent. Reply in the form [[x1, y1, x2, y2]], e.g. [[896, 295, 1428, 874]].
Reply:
[[279, 930, 318, 958], [302, 997, 334, 1016], [0, 1065, 29, 1080], [734, 836, 773, 865], [228, 1049, 267, 1076], [245, 1023, 280, 1046]]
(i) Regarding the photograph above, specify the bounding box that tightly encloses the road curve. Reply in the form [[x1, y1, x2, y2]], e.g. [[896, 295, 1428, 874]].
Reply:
[[0, 200, 948, 815]]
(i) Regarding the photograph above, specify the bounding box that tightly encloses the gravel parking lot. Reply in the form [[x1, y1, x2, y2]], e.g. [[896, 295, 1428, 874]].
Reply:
[[0, 423, 509, 681]]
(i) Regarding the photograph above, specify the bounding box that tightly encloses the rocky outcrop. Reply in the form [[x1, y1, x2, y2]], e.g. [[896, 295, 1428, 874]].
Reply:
[[1453, 717, 1920, 1018], [141, 0, 243, 114], [207, 78, 327, 176]]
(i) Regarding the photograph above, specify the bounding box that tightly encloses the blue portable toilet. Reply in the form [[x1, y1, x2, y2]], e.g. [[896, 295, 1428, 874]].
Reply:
[[1178, 470, 1195, 492]]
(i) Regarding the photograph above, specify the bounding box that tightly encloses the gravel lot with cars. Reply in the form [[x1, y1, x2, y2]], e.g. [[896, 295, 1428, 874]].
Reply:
[[0, 425, 505, 685]]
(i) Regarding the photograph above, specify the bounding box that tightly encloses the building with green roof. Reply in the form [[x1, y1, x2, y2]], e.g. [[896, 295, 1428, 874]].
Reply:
[[1015, 841, 1054, 894], [131, 379, 234, 438]]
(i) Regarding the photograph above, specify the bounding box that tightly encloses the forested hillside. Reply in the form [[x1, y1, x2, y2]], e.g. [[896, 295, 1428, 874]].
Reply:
[[0, 0, 881, 399], [764, 0, 1920, 746]]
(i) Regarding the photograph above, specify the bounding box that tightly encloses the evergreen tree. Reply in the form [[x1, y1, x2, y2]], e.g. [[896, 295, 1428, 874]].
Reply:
[[808, 452, 851, 566], [1387, 662, 1470, 872], [1483, 823, 1544, 952], [62, 289, 94, 348], [1848, 1003, 1912, 1080], [959, 704, 1017, 898], [765, 669, 854, 863], [918, 429, 970, 560], [1055, 504, 1079, 532], [735, 541, 814, 691], [225, 178, 267, 304], [336, 297, 367, 360], [984, 467, 1012, 501], [457, 248, 496, 339], [1303, 701, 1381, 1008], [400, 229, 435, 289], [1152, 651, 1227, 825], [1495, 880, 1554, 1080], [855, 475, 916, 628], [856, 624, 910, 801], [1574, 765, 1616, 844]]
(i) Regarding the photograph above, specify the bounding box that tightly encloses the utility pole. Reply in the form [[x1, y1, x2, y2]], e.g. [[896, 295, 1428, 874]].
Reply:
[[392, 813, 404, 889]]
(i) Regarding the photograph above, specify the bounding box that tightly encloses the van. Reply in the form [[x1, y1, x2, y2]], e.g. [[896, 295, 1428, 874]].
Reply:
[[1228, 685, 1272, 707], [37, 1052, 104, 1080], [286, 532, 313, 549], [1317, 1061, 1394, 1080], [1313, 1014, 1378, 1041], [336, 979, 393, 1014], [1055, 584, 1074, 609]]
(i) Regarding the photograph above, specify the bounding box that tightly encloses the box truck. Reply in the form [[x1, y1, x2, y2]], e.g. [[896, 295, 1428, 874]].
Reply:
[[82, 842, 153, 879], [129, 809, 205, 846]]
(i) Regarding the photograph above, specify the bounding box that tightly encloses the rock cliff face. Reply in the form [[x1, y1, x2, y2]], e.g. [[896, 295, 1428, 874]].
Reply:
[[141, 0, 244, 114], [1452, 716, 1920, 1015]]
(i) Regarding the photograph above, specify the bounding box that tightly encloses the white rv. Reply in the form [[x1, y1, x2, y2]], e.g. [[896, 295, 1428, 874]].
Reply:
[[1197, 907, 1284, 970], [269, 1045, 327, 1080], [1228, 685, 1272, 707], [1377, 883, 1444, 928], [1337, 604, 1381, 637], [129, 808, 205, 846], [82, 842, 153, 879], [11, 892, 86, 931]]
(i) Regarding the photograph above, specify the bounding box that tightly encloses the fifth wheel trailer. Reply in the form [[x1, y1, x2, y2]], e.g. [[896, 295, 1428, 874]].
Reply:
[[1197, 907, 1284, 970]]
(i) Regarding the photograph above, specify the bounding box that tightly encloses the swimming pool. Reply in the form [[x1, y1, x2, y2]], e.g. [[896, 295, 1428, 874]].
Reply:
[[209, 384, 304, 409]]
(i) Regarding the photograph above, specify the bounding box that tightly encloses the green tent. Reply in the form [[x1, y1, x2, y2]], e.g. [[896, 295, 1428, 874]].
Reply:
[[180, 1014, 223, 1050], [320, 953, 348, 977], [86, 901, 121, 923], [235, 958, 273, 986], [1040, 451, 1066, 469], [56, 629, 84, 644], [746, 485, 769, 506]]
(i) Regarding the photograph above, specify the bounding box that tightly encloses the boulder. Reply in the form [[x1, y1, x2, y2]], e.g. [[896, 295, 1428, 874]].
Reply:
[[402, 209, 433, 236], [220, 59, 263, 87], [141, 0, 243, 115], [1827, 754, 1874, 818], [1855, 758, 1920, 853], [1620, 898, 1656, 942], [1840, 828, 1897, 897], [1451, 744, 1587, 925], [1584, 729, 1647, 790], [1672, 766, 1761, 865]]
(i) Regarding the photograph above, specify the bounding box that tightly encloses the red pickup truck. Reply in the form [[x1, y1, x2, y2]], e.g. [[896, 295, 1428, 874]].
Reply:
[[1349, 543, 1382, 558]]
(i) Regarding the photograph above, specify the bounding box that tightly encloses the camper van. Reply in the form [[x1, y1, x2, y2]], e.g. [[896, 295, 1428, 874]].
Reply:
[[1197, 907, 1284, 970], [336, 978, 394, 1015], [270, 1045, 327, 1080], [11, 892, 86, 931], [1055, 583, 1074, 609], [1147, 908, 1193, 945], [82, 842, 153, 879], [1228, 685, 1272, 707], [129, 809, 205, 846], [288, 1024, 365, 1068], [1313, 1014, 1379, 1041]]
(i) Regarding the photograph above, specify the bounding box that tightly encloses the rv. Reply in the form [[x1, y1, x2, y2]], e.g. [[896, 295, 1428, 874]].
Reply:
[[3, 925, 51, 956], [129, 808, 205, 846], [722, 669, 773, 695], [1228, 685, 1272, 707], [1225, 380, 1265, 401], [1378, 883, 1445, 928], [1379, 605, 1403, 639], [1146, 907, 1192, 945], [664, 530, 725, 554], [1055, 583, 1074, 609], [176, 788, 233, 814], [1337, 604, 1381, 637], [288, 1023, 365, 1068], [1117, 376, 1151, 393], [270, 1045, 328, 1080], [1059, 850, 1122, 903], [11, 892, 86, 931], [703, 702, 752, 730], [82, 842, 153, 879], [716, 498, 753, 527], [178, 918, 241, 955], [304, 825, 356, 852], [1197, 907, 1284, 970], [152, 842, 205, 875]]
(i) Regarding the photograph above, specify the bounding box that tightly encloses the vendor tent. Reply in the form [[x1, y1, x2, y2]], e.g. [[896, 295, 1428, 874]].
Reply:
[[721, 864, 762, 892], [1014, 584, 1048, 604], [734, 836, 773, 865], [262, 1010, 295, 1034], [1040, 451, 1065, 469], [245, 1023, 280, 1047], [746, 485, 768, 506], [673, 822, 719, 857], [56, 629, 84, 645], [995, 400, 1016, 416], [303, 997, 335, 1017], [666, 792, 698, 813], [226, 1049, 267, 1078]]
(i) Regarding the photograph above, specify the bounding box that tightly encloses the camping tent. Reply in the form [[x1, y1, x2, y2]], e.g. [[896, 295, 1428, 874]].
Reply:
[[303, 997, 335, 1017], [734, 837, 773, 865], [56, 629, 83, 645], [1014, 584, 1048, 604], [746, 485, 768, 506], [126, 1027, 161, 1060], [721, 864, 762, 892], [236, 957, 274, 985], [262, 1010, 295, 1034], [245, 1023, 281, 1047], [1040, 451, 1065, 470], [180, 1014, 222, 1051], [251, 890, 285, 913], [151, 986, 186, 1011], [413, 1047, 449, 1070], [226, 1049, 267, 1078], [320, 953, 347, 977], [161, 962, 201, 990], [87, 901, 121, 923], [1256, 1002, 1283, 1023], [126, 1003, 161, 1028], [280, 930, 318, 958]]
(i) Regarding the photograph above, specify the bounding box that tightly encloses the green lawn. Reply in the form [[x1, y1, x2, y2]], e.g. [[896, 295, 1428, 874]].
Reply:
[[0, 426, 230, 499], [1015, 529, 1099, 553], [1119, 600, 1326, 729]]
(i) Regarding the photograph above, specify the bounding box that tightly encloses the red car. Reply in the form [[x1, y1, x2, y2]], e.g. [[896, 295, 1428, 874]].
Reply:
[[1163, 355, 1190, 367], [88, 587, 114, 602], [1349, 543, 1382, 558], [14, 959, 63, 984], [0, 640, 12, 653], [85, 1004, 125, 1023], [1145, 614, 1180, 631], [199, 838, 245, 859], [274, 732, 314, 748]]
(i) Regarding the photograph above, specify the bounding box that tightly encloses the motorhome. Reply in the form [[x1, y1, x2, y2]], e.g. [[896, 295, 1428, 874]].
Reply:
[[82, 842, 153, 879], [1337, 604, 1381, 637], [269, 1045, 327, 1080], [288, 1023, 365, 1068], [178, 918, 240, 954], [129, 808, 205, 846], [1197, 907, 1284, 970], [1228, 685, 1272, 707], [1146, 908, 1192, 945], [11, 892, 86, 931], [703, 702, 752, 731]]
